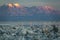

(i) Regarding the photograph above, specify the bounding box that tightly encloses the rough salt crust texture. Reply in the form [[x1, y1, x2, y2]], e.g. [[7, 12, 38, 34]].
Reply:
[[0, 24, 60, 40]]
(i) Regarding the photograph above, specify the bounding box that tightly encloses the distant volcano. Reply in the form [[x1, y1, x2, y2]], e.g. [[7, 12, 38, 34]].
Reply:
[[0, 3, 60, 21]]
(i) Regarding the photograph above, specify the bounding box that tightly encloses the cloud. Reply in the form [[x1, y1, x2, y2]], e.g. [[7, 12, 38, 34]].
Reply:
[[0, 0, 60, 10], [20, 2, 49, 7]]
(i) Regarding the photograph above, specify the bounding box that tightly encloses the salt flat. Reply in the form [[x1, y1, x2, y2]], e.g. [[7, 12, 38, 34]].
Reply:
[[0, 21, 60, 40]]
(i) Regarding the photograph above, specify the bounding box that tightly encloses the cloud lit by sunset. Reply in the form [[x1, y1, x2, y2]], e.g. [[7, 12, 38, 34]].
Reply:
[[7, 3, 21, 8], [8, 3, 13, 8], [14, 3, 20, 8], [44, 6, 53, 10]]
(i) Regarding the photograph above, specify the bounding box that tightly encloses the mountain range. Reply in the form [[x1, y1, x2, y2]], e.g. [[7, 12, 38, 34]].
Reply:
[[0, 3, 60, 21]]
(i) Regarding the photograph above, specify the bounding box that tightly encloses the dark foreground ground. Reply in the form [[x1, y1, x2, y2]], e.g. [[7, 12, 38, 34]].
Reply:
[[0, 22, 60, 40]]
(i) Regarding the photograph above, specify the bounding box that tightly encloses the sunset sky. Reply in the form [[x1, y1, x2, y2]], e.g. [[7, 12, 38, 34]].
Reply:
[[0, 0, 60, 10]]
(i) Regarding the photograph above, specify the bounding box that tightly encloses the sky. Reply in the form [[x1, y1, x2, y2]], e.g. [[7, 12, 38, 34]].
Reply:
[[0, 0, 60, 10]]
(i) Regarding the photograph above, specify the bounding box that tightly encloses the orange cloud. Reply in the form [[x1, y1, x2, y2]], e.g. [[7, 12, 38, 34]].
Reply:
[[14, 3, 20, 8], [8, 3, 13, 8]]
